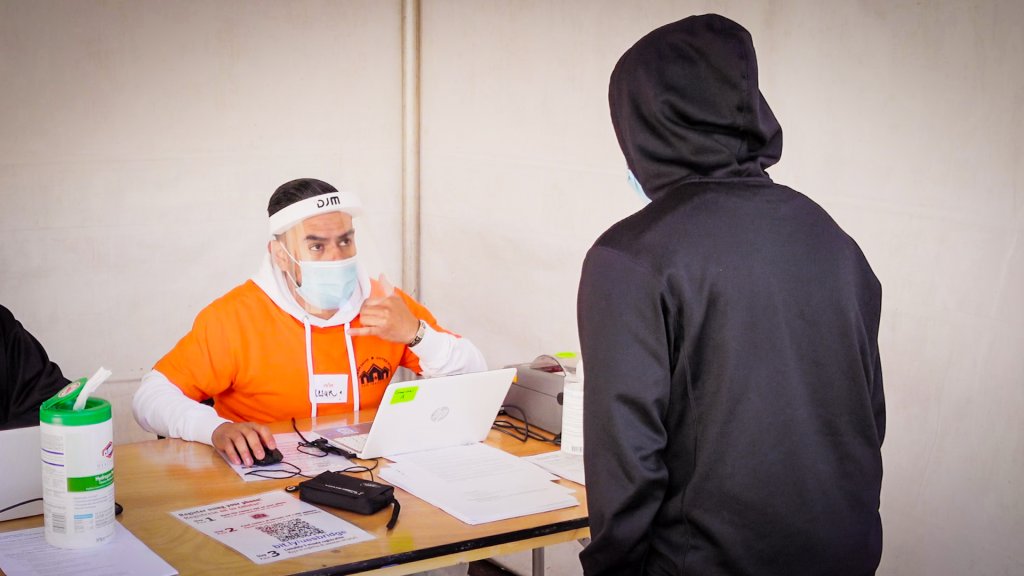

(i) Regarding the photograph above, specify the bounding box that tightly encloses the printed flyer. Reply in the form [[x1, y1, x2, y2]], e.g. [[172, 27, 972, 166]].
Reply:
[[173, 490, 373, 564]]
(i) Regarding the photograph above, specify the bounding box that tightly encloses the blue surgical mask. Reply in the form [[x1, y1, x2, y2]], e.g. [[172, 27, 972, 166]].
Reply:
[[627, 169, 651, 205], [281, 246, 360, 311]]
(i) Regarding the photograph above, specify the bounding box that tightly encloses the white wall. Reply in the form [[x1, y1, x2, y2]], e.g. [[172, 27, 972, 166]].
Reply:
[[0, 0, 403, 442], [419, 1, 1023, 575], [1, 1, 1021, 574]]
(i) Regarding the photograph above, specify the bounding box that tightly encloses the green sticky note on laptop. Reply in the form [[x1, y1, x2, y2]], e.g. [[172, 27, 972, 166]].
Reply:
[[391, 386, 419, 404]]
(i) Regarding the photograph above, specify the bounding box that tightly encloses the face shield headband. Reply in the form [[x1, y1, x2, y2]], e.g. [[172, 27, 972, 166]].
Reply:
[[268, 191, 364, 238]]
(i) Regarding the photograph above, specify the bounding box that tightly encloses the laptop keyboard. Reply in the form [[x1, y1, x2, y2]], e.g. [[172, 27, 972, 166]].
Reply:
[[339, 433, 369, 452]]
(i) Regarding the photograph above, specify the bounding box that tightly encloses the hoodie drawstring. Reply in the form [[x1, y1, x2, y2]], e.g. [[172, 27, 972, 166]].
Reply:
[[305, 315, 360, 419], [304, 315, 316, 420], [345, 322, 360, 414]]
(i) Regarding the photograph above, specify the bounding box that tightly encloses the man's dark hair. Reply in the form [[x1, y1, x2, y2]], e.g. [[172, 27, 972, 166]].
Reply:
[[267, 178, 338, 217]]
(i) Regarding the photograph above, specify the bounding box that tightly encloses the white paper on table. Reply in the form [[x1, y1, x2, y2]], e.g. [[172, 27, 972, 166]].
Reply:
[[523, 451, 586, 485], [379, 443, 579, 525], [0, 522, 177, 576], [386, 442, 564, 485], [381, 463, 577, 525], [222, 432, 355, 482], [172, 489, 373, 564]]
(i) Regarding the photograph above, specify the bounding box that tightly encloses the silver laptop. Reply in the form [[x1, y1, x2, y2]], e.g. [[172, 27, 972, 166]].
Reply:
[[314, 368, 516, 459], [0, 425, 43, 522]]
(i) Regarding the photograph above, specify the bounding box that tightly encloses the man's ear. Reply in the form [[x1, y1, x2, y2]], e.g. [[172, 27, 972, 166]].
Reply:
[[269, 238, 290, 271]]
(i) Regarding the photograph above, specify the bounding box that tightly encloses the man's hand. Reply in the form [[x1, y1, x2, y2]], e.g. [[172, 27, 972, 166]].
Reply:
[[212, 422, 276, 467], [349, 275, 420, 344]]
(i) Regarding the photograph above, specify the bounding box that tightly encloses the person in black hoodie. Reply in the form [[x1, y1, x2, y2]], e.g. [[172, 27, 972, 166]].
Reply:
[[0, 304, 70, 430], [577, 14, 884, 576]]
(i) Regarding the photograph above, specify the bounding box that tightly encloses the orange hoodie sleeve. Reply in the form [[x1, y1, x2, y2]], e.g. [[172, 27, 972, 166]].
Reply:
[[154, 299, 239, 402]]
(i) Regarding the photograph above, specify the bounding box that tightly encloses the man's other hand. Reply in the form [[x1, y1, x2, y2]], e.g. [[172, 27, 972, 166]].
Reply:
[[212, 421, 276, 467], [349, 275, 420, 344]]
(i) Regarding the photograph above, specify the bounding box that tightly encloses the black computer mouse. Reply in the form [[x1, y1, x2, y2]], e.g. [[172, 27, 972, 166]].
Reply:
[[251, 442, 283, 466]]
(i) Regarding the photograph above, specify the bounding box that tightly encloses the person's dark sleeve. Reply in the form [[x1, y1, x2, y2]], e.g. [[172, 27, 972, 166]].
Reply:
[[1, 306, 70, 430], [577, 246, 671, 576]]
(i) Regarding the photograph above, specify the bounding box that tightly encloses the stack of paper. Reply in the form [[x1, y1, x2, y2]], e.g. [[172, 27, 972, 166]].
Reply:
[[523, 451, 586, 485], [0, 523, 177, 576], [379, 443, 579, 525]]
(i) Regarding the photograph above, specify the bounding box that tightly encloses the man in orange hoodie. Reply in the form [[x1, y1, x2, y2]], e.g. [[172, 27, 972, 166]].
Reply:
[[134, 178, 486, 466]]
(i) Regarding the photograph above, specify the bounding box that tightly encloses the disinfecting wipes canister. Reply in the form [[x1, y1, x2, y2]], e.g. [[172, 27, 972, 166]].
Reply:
[[39, 380, 115, 549]]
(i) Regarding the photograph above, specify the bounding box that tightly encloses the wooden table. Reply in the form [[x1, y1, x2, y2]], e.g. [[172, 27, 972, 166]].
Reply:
[[1, 414, 589, 575]]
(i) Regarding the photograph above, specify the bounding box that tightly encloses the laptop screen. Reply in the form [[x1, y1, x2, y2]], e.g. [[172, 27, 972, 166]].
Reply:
[[313, 368, 516, 459], [0, 425, 43, 522]]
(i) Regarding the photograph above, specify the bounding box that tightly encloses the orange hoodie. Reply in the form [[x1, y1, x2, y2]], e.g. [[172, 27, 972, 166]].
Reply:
[[154, 280, 448, 423]]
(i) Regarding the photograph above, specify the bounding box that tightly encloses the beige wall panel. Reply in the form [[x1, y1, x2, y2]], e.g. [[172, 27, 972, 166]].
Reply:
[[0, 0, 403, 377], [1, 0, 402, 441]]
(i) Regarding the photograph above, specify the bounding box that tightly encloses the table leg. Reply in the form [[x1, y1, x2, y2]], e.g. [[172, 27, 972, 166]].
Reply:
[[532, 547, 545, 575]]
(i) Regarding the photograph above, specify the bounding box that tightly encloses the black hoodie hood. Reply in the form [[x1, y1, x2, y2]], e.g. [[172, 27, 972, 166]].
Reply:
[[609, 14, 783, 198]]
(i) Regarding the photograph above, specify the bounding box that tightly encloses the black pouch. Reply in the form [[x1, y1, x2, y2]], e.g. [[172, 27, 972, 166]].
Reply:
[[293, 471, 400, 529]]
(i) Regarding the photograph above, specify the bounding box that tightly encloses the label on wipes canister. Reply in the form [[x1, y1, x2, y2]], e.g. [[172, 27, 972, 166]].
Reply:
[[39, 393, 115, 549]]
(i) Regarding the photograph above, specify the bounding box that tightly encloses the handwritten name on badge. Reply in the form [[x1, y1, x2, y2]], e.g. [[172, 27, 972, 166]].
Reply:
[[310, 374, 348, 404]]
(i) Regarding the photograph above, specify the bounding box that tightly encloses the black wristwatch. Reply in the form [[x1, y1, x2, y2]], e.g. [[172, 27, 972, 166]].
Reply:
[[408, 319, 427, 348]]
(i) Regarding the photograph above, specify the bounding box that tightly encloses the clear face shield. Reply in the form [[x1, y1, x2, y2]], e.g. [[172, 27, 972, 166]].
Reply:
[[268, 192, 388, 322]]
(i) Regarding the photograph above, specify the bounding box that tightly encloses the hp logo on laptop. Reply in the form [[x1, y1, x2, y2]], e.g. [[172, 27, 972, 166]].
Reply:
[[430, 406, 450, 422]]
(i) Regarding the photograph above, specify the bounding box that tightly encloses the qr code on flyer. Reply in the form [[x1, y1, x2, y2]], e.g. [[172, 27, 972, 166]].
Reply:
[[256, 518, 325, 542]]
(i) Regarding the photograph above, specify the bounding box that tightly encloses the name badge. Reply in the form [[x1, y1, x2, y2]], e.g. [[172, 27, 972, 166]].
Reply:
[[310, 374, 348, 404]]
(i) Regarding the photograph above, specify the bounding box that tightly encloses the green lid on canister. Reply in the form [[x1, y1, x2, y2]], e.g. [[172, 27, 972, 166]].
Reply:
[[39, 378, 112, 426]]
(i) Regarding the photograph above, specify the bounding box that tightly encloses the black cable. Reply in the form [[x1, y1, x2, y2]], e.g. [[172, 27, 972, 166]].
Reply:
[[242, 421, 381, 483], [291, 417, 357, 459], [386, 498, 400, 530], [338, 463, 378, 483], [0, 498, 124, 517], [0, 497, 42, 514], [493, 421, 559, 444], [492, 404, 561, 445], [243, 460, 312, 480]]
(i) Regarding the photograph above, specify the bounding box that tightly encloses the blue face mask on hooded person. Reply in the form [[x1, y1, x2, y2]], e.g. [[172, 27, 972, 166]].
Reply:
[[627, 169, 651, 205], [280, 245, 360, 311]]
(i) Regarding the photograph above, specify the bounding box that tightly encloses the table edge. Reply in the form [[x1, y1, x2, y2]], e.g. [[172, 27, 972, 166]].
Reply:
[[289, 517, 590, 576]]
